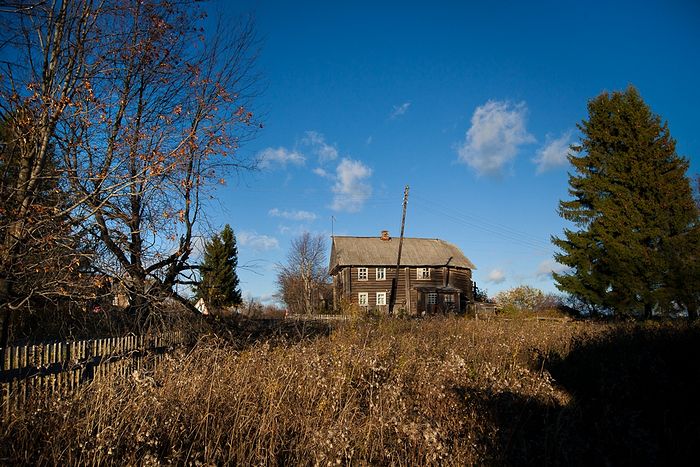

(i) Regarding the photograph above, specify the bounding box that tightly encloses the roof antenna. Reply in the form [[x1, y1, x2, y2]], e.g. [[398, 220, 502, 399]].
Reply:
[[389, 185, 409, 314], [331, 215, 335, 238]]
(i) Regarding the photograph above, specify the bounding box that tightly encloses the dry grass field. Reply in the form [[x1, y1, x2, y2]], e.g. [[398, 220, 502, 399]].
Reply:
[[2, 316, 699, 465]]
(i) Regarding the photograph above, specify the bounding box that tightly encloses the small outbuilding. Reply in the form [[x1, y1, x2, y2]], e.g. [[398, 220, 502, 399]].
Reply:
[[194, 297, 210, 315]]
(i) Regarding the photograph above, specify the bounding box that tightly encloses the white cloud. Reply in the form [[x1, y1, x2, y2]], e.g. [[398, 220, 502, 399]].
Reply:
[[268, 208, 317, 222], [457, 100, 535, 177], [486, 268, 506, 284], [331, 158, 372, 212], [390, 102, 411, 119], [534, 130, 574, 173], [277, 224, 321, 236], [303, 131, 338, 163], [298, 134, 373, 213], [256, 147, 305, 169], [257, 294, 280, 305], [313, 167, 331, 178], [237, 231, 279, 251], [536, 259, 570, 279]]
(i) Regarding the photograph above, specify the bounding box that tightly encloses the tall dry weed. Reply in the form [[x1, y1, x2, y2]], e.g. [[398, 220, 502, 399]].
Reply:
[[4, 317, 696, 465]]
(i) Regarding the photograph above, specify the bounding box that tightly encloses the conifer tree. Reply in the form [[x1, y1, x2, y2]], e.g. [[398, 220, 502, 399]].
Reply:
[[553, 86, 700, 319], [195, 225, 242, 308]]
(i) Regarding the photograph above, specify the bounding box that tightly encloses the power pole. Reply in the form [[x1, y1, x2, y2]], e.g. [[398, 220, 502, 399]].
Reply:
[[389, 185, 409, 315]]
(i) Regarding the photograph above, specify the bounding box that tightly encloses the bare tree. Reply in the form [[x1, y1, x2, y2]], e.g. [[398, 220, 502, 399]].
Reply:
[[0, 0, 105, 351], [57, 2, 260, 315], [276, 233, 330, 315], [1, 0, 261, 336]]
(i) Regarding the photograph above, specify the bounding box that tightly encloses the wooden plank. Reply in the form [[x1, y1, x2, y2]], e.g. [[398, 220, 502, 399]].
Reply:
[[11, 346, 18, 370], [42, 344, 49, 368], [20, 345, 27, 368], [2, 345, 9, 371]]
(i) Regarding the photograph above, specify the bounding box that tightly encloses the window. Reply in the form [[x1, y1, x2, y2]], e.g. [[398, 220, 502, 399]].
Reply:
[[358, 267, 368, 281], [417, 268, 431, 280], [427, 292, 437, 305], [376, 292, 387, 306], [376, 267, 386, 280], [358, 292, 368, 306], [444, 294, 455, 303]]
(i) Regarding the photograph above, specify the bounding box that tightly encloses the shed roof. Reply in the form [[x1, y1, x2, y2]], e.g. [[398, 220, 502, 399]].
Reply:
[[329, 236, 476, 274]]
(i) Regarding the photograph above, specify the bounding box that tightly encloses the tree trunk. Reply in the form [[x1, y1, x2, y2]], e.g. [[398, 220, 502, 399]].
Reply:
[[303, 277, 312, 315]]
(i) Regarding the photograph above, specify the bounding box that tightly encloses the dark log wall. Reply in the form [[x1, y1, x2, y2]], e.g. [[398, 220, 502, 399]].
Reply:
[[333, 266, 473, 312]]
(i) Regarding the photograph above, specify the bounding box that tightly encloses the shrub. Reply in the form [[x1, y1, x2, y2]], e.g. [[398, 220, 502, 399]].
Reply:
[[494, 286, 563, 314]]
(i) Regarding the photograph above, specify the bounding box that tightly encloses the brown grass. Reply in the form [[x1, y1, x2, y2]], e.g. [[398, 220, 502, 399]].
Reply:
[[2, 317, 698, 465]]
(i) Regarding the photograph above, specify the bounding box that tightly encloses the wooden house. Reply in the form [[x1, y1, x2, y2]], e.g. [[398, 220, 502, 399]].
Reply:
[[329, 231, 476, 315]]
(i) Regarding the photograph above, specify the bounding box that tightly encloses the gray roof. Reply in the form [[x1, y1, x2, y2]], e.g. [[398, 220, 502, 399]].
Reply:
[[329, 236, 476, 274]]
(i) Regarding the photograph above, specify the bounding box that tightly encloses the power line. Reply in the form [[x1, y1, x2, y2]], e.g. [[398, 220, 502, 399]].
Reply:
[[411, 197, 553, 254], [412, 194, 552, 246]]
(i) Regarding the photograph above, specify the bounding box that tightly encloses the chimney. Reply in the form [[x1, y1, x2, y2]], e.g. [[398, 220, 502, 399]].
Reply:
[[380, 230, 391, 241]]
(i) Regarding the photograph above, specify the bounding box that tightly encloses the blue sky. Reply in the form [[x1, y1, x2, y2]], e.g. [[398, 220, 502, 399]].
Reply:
[[201, 0, 700, 304]]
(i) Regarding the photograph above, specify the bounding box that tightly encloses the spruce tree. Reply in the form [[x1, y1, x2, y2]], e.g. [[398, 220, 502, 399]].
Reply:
[[553, 86, 700, 319], [195, 225, 242, 308]]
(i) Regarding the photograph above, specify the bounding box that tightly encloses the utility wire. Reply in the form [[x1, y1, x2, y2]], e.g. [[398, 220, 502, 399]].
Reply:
[[411, 197, 553, 254]]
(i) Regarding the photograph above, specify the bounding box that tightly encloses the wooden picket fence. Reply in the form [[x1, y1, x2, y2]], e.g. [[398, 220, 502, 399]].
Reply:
[[0, 331, 186, 417]]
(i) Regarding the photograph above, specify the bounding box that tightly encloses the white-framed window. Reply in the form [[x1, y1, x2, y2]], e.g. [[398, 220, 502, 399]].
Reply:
[[376, 292, 387, 306], [358, 292, 368, 306], [417, 267, 431, 280], [444, 294, 455, 303], [358, 267, 368, 281], [376, 267, 386, 280], [427, 292, 437, 305]]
